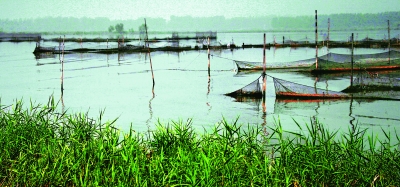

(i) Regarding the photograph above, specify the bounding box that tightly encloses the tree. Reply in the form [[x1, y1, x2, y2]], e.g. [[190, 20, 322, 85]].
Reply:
[[108, 25, 114, 33], [139, 24, 148, 40], [128, 28, 134, 33], [115, 23, 124, 33]]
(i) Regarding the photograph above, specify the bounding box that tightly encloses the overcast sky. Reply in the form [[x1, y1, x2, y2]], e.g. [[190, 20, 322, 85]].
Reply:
[[0, 0, 399, 20]]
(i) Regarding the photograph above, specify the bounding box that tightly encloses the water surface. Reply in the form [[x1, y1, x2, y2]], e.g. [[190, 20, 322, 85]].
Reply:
[[1, 32, 399, 138]]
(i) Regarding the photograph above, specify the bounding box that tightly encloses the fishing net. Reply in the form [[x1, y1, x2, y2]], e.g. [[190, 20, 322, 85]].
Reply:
[[234, 57, 316, 70], [34, 41, 143, 53], [225, 74, 265, 97], [342, 70, 400, 95], [271, 74, 400, 100], [234, 50, 400, 71], [271, 76, 350, 99], [319, 50, 400, 63]]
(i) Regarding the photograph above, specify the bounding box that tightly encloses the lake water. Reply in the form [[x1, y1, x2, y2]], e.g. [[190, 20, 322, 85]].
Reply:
[[1, 32, 400, 138]]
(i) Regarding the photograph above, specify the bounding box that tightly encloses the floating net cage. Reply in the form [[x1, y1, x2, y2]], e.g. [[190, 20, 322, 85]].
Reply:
[[34, 42, 146, 53], [225, 74, 265, 97], [234, 57, 316, 70], [342, 70, 400, 95], [271, 74, 400, 100], [318, 50, 400, 63], [34, 38, 195, 54], [234, 50, 400, 71], [271, 76, 350, 99]]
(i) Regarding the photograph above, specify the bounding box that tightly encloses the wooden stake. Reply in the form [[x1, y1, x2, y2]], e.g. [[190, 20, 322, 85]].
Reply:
[[145, 18, 149, 48], [145, 18, 155, 93], [207, 37, 210, 75], [58, 36, 61, 60], [262, 33, 266, 96], [388, 20, 391, 64], [315, 10, 318, 69], [327, 18, 330, 50], [59, 36, 61, 54], [351, 33, 354, 87], [61, 35, 65, 106]]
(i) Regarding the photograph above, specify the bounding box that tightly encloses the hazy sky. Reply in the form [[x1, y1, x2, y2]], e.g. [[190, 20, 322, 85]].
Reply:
[[0, 0, 399, 20]]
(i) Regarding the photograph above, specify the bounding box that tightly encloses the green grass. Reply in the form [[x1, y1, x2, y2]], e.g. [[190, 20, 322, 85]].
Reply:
[[1, 97, 399, 186]]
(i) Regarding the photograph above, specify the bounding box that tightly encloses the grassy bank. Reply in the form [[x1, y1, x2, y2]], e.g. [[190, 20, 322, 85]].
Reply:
[[1, 97, 399, 186]]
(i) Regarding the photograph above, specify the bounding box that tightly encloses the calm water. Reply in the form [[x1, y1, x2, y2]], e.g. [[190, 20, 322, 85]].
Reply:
[[1, 32, 400, 138]]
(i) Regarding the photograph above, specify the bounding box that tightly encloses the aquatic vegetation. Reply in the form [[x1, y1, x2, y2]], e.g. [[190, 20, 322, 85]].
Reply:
[[0, 97, 399, 186]]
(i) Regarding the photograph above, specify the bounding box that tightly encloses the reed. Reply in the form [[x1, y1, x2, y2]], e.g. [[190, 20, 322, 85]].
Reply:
[[0, 97, 399, 186]]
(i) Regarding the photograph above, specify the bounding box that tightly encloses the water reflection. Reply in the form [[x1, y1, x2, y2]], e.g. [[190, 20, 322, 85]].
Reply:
[[34, 52, 57, 60], [231, 96, 268, 135]]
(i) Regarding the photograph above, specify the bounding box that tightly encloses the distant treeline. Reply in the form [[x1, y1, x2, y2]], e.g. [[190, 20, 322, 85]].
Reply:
[[0, 12, 399, 33], [272, 12, 400, 31]]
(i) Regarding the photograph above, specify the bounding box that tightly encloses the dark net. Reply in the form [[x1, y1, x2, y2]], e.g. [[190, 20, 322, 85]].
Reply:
[[272, 76, 349, 98], [234, 50, 400, 70], [319, 50, 400, 63], [226, 75, 265, 97]]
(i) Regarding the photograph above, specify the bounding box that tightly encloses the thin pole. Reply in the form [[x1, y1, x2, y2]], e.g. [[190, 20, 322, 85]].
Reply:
[[388, 20, 390, 64], [61, 35, 65, 103], [351, 33, 354, 87], [145, 18, 155, 93], [315, 10, 318, 69], [58, 36, 61, 60], [327, 18, 330, 62], [207, 37, 210, 75], [262, 33, 266, 96], [59, 36, 61, 53], [207, 38, 211, 95], [327, 18, 330, 50], [145, 18, 149, 48]]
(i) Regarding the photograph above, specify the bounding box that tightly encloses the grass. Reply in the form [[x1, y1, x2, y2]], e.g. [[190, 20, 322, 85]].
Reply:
[[1, 97, 400, 186]]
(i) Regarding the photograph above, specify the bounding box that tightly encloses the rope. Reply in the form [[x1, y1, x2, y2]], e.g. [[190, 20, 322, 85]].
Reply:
[[210, 54, 235, 61], [181, 52, 203, 69]]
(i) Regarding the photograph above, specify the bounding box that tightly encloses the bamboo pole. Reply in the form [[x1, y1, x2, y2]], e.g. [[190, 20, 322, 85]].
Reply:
[[351, 33, 354, 87], [145, 18, 155, 93], [61, 35, 65, 105], [145, 19, 149, 48], [388, 20, 390, 64], [327, 18, 330, 62], [262, 33, 266, 96], [315, 10, 318, 69], [207, 37, 210, 75], [58, 36, 61, 60], [327, 18, 330, 50]]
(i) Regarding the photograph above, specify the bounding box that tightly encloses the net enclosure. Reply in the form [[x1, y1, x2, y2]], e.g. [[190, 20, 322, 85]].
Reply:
[[271, 74, 400, 100], [234, 50, 400, 72], [342, 70, 400, 97], [225, 74, 266, 97], [271, 76, 350, 99]]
